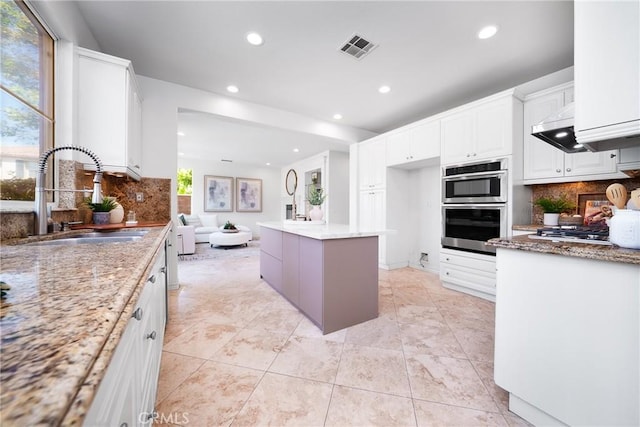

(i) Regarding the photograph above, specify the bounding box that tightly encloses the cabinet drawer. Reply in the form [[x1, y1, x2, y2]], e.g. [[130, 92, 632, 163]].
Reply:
[[441, 250, 496, 274], [440, 264, 496, 295], [260, 227, 283, 259], [260, 251, 282, 292]]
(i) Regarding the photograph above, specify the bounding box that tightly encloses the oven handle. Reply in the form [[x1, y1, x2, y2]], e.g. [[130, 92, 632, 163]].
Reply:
[[442, 169, 507, 181], [442, 203, 507, 208]]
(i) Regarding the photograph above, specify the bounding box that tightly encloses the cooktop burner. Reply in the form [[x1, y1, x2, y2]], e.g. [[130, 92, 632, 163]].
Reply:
[[528, 225, 612, 245]]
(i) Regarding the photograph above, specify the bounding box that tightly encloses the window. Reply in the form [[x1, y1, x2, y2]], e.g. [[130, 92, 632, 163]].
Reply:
[[0, 0, 54, 202], [177, 168, 193, 195]]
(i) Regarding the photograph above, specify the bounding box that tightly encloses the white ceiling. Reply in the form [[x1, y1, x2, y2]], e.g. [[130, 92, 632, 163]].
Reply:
[[71, 0, 574, 168]]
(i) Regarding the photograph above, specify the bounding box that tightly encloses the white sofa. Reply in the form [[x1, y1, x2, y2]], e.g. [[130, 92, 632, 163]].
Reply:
[[178, 213, 222, 243]]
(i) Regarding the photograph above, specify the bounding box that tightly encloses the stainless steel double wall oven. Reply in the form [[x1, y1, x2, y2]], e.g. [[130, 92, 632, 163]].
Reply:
[[442, 159, 508, 255]]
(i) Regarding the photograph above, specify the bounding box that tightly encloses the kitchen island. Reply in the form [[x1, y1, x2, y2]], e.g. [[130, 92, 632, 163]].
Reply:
[[0, 223, 171, 426], [488, 235, 640, 426], [258, 222, 380, 334]]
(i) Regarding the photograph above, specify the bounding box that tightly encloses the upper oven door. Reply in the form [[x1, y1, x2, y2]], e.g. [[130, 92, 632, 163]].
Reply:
[[442, 170, 508, 203]]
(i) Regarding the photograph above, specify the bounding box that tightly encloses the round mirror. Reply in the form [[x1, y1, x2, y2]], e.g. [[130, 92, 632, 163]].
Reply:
[[285, 169, 298, 196]]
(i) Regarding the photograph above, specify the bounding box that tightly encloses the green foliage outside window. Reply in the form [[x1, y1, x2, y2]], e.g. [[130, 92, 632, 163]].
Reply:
[[177, 168, 192, 195]]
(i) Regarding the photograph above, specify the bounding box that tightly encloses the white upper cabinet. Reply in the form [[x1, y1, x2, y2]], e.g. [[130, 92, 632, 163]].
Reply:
[[358, 136, 387, 190], [77, 48, 143, 180], [523, 83, 621, 184], [523, 86, 570, 180], [574, 1, 640, 150], [386, 119, 440, 167], [441, 92, 520, 165]]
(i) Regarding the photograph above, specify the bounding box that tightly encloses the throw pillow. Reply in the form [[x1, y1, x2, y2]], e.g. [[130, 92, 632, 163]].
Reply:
[[199, 214, 218, 228]]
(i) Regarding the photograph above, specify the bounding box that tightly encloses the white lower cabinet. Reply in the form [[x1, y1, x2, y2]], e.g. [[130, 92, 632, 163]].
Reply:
[[84, 245, 166, 427], [495, 248, 640, 426], [440, 248, 496, 301]]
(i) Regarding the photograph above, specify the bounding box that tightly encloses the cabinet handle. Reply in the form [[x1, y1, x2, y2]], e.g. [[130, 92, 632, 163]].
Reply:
[[556, 169, 561, 173], [146, 331, 157, 340], [445, 271, 450, 275], [148, 274, 156, 283], [160, 266, 167, 274], [446, 257, 450, 261], [134, 165, 141, 169], [120, 423, 128, 427], [472, 153, 477, 157], [132, 307, 143, 321], [566, 168, 572, 172], [466, 153, 471, 157], [610, 153, 617, 158]]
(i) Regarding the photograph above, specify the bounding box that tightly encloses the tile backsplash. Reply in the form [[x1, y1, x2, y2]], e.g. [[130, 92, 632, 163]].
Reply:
[[530, 178, 640, 224], [0, 162, 171, 240]]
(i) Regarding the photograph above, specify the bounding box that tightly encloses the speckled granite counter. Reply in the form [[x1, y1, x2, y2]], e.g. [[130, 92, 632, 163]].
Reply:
[[0, 223, 171, 426], [488, 234, 640, 265], [512, 224, 539, 232]]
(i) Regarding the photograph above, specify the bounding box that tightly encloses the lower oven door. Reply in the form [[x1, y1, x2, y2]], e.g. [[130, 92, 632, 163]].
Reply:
[[442, 204, 507, 255]]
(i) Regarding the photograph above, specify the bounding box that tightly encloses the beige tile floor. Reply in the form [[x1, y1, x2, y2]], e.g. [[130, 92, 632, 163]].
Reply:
[[156, 243, 531, 427]]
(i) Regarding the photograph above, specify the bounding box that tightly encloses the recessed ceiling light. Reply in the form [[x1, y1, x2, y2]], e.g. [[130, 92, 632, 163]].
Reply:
[[177, 131, 185, 136], [293, 148, 299, 153], [574, 143, 584, 149], [246, 32, 263, 46], [333, 113, 343, 120], [478, 25, 498, 40], [266, 162, 271, 166], [378, 85, 391, 94], [555, 131, 569, 138], [178, 152, 185, 156], [227, 85, 239, 93]]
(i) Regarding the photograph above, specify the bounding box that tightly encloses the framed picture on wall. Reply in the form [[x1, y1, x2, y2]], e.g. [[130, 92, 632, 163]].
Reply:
[[236, 177, 262, 212], [204, 175, 233, 212]]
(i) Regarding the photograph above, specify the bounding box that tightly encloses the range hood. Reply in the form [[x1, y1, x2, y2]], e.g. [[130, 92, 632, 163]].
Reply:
[[531, 103, 587, 153], [532, 102, 640, 154]]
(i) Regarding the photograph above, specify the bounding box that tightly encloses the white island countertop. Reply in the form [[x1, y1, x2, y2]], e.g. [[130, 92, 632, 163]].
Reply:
[[258, 222, 386, 240]]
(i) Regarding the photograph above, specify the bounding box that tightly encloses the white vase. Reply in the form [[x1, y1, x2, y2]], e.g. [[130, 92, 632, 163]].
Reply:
[[309, 205, 324, 221], [110, 203, 125, 223], [543, 213, 560, 226]]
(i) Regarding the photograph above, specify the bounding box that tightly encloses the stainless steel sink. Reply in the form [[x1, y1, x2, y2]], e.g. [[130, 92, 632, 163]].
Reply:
[[26, 230, 148, 246]]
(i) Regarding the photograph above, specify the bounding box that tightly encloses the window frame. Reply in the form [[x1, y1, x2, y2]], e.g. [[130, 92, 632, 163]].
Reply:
[[0, 0, 55, 209]]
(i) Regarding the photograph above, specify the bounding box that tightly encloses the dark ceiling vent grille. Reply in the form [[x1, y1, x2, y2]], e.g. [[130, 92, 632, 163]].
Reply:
[[339, 34, 377, 60]]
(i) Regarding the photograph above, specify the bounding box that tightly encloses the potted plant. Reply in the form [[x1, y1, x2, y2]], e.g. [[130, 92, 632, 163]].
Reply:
[[222, 220, 238, 233], [85, 197, 118, 225], [534, 195, 575, 226], [307, 186, 326, 222]]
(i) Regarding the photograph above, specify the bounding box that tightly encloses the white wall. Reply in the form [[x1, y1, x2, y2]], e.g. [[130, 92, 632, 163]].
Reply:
[[408, 165, 441, 274], [179, 157, 280, 237], [280, 150, 350, 224]]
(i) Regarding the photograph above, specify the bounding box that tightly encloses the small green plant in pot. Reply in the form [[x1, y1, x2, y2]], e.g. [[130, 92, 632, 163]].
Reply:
[[307, 187, 326, 222], [222, 220, 238, 232], [85, 197, 117, 225], [534, 194, 575, 226]]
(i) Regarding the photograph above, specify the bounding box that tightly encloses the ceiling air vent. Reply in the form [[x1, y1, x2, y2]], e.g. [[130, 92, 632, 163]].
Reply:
[[339, 34, 377, 60]]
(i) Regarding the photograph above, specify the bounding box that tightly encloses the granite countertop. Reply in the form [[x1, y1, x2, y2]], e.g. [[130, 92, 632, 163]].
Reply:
[[0, 223, 171, 426], [512, 224, 540, 232], [488, 234, 640, 265], [258, 221, 386, 240]]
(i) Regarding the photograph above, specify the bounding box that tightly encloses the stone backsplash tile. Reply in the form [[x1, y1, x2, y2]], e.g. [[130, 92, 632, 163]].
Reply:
[[77, 166, 171, 225], [530, 177, 640, 224]]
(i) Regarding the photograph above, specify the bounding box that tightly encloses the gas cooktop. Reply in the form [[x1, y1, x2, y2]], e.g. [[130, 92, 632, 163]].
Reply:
[[527, 225, 612, 245]]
